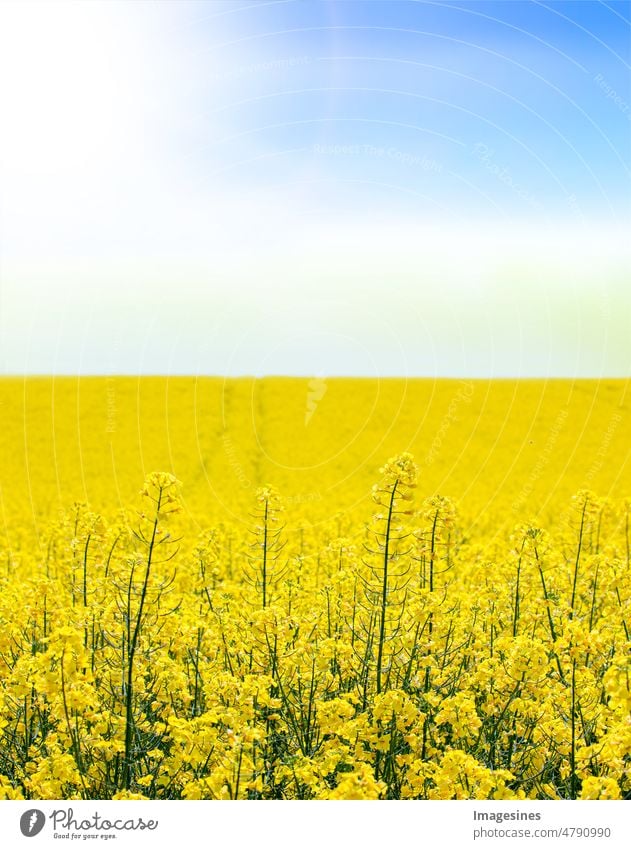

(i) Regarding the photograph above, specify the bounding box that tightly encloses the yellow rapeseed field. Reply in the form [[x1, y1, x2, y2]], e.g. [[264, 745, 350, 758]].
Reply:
[[0, 377, 629, 800]]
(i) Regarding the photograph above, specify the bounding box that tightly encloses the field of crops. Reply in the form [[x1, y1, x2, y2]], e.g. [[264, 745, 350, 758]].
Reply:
[[0, 377, 629, 799]]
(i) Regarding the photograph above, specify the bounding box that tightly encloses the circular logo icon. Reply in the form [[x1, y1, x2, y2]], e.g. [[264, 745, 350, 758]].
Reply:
[[20, 809, 46, 837]]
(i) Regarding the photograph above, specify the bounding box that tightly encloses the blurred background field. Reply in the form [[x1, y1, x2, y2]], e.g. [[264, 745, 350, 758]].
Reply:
[[1, 377, 629, 540]]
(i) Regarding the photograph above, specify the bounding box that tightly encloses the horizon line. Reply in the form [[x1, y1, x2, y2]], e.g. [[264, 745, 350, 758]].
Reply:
[[1, 374, 629, 382]]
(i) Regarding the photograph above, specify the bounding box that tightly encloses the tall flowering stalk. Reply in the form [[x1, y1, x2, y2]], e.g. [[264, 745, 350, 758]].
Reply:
[[246, 486, 286, 609], [360, 453, 418, 696], [120, 472, 181, 791]]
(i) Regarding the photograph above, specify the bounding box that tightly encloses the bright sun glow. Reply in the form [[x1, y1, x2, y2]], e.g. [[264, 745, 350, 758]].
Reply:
[[0, 2, 142, 178], [0, 0, 173, 264]]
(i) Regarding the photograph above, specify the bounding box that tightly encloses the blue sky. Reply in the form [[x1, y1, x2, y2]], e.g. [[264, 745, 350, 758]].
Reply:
[[0, 0, 629, 376]]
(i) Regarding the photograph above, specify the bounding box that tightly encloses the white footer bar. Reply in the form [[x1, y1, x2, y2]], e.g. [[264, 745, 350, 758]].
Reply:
[[0, 800, 628, 849]]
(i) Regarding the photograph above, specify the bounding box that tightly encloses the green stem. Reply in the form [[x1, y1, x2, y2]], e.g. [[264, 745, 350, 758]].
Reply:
[[376, 480, 398, 695], [123, 488, 162, 790]]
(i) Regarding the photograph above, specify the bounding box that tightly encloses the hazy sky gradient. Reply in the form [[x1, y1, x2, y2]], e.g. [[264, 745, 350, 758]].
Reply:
[[0, 0, 629, 376]]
